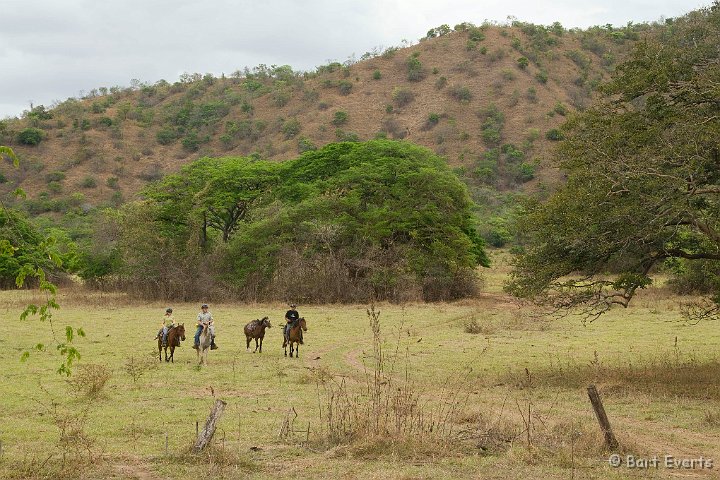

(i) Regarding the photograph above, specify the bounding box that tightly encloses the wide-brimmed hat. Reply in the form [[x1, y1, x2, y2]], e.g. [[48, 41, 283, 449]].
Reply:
[[201, 304, 209, 308]]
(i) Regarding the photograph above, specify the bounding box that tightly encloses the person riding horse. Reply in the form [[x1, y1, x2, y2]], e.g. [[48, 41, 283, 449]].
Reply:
[[193, 303, 218, 350], [155, 307, 175, 346], [284, 304, 303, 345]]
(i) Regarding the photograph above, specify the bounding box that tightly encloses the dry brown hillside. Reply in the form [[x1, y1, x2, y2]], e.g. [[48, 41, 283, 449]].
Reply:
[[0, 21, 647, 214]]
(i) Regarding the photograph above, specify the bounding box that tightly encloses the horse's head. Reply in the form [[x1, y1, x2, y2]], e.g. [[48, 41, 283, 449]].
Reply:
[[176, 323, 186, 341], [299, 317, 308, 331], [261, 316, 271, 328]]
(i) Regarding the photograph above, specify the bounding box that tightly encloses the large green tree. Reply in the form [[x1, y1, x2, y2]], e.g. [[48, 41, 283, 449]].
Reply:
[[117, 140, 488, 302], [507, 3, 720, 320]]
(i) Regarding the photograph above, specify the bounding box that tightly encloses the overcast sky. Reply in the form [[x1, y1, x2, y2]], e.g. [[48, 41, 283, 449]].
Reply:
[[0, 0, 708, 119]]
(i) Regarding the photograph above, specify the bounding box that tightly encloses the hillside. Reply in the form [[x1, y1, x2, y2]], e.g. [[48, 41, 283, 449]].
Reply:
[[0, 21, 649, 238]]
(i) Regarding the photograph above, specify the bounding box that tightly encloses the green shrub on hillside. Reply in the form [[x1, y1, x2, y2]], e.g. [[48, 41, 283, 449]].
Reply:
[[332, 111, 348, 126], [281, 118, 301, 139], [17, 128, 44, 146]]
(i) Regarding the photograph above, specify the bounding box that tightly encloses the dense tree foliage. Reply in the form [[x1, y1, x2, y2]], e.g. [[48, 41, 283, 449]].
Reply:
[[507, 3, 720, 319], [1, 145, 82, 374], [113, 140, 488, 302]]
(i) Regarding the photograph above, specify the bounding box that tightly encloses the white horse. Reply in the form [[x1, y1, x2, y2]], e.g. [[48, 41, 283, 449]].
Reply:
[[197, 323, 212, 365]]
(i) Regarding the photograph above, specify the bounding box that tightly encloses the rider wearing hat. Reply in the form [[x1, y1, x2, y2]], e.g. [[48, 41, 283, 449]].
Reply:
[[193, 303, 218, 350], [284, 303, 303, 345], [155, 307, 175, 346]]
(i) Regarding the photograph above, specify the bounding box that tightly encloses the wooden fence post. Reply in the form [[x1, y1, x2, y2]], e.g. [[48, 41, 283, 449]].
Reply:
[[587, 384, 619, 450], [193, 399, 227, 453]]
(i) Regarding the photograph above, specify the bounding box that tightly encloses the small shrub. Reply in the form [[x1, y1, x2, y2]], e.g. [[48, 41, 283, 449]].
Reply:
[[392, 87, 415, 107], [182, 132, 201, 151], [106, 177, 119, 189], [47, 181, 63, 195], [448, 85, 472, 103], [45, 171, 66, 183], [546, 128, 564, 141], [535, 70, 548, 84], [427, 113, 440, 126], [318, 102, 330, 110], [156, 128, 177, 145], [526, 87, 538, 103], [298, 137, 317, 153], [17, 127, 44, 145], [338, 81, 353, 95], [517, 56, 529, 69], [281, 118, 301, 139], [332, 111, 348, 126], [335, 129, 360, 142], [372, 70, 382, 80], [67, 364, 112, 398], [406, 56, 425, 82], [553, 102, 569, 116], [435, 76, 447, 89], [80, 176, 97, 188]]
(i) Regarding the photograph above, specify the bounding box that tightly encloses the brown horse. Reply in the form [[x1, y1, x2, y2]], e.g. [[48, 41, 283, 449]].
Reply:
[[284, 317, 307, 358], [244, 317, 271, 353], [158, 324, 186, 363]]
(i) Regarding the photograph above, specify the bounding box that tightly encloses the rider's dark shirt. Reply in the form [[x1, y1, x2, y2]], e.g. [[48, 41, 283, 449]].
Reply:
[[285, 310, 299, 322]]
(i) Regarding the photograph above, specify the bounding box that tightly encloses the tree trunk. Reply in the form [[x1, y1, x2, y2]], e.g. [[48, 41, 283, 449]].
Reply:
[[193, 399, 227, 453]]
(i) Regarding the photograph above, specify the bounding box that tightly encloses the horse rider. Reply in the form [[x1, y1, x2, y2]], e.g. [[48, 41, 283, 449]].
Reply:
[[284, 303, 303, 345], [193, 303, 218, 350], [155, 307, 175, 346]]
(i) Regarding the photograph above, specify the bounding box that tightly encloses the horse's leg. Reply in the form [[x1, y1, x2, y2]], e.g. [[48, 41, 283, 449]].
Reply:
[[254, 338, 258, 353], [158, 341, 162, 362], [170, 346, 174, 363], [259, 336, 263, 353], [295, 342, 299, 358], [246, 336, 250, 350]]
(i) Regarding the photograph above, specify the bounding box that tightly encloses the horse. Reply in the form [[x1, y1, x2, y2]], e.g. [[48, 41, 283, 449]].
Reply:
[[197, 323, 212, 365], [158, 323, 186, 363], [244, 316, 271, 353], [283, 317, 307, 358]]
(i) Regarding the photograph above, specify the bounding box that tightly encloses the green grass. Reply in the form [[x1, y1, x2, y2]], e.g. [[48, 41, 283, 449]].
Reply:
[[1, 254, 719, 478]]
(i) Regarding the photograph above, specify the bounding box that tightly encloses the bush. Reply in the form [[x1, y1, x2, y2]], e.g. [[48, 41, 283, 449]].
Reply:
[[448, 85, 472, 102], [426, 113, 440, 127], [392, 88, 415, 107], [332, 111, 348, 126], [45, 171, 66, 183], [106, 177, 119, 189], [372, 70, 382, 80], [435, 76, 448, 89], [546, 128, 565, 141], [535, 70, 548, 84], [281, 118, 301, 139], [298, 137, 317, 153], [17, 128, 44, 145], [517, 56, 529, 69], [156, 128, 177, 145], [182, 133, 201, 151], [67, 364, 112, 399], [338, 81, 353, 95], [406, 56, 425, 82], [80, 176, 97, 188]]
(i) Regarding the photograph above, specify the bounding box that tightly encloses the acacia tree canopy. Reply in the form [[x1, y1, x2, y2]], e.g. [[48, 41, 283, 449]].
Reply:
[[506, 4, 720, 320]]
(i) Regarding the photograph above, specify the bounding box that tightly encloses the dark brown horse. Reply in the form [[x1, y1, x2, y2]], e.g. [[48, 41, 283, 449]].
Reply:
[[244, 316, 272, 353], [158, 323, 186, 363], [284, 317, 307, 358]]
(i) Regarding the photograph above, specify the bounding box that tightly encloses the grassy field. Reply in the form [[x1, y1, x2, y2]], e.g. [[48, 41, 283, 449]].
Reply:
[[1, 252, 719, 479]]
